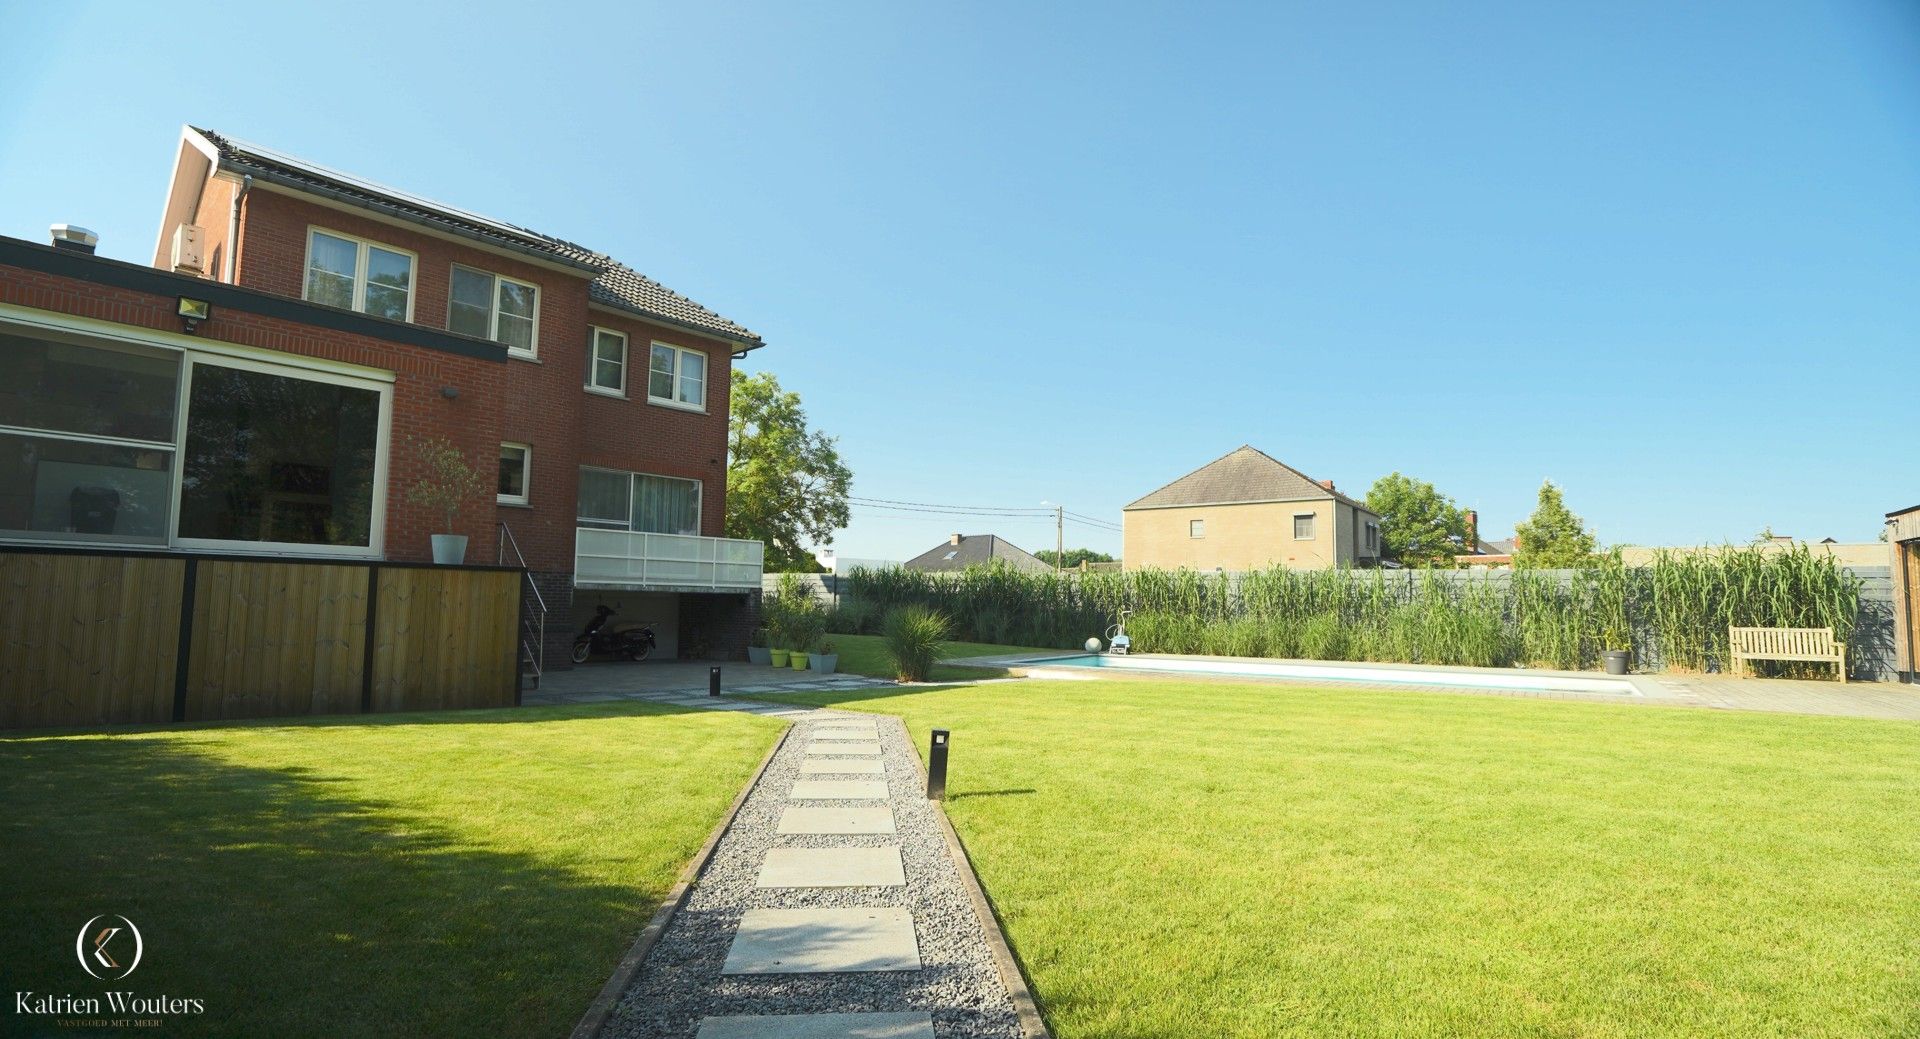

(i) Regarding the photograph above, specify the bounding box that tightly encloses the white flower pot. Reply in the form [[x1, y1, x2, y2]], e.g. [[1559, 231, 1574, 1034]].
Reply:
[[431, 534, 468, 565]]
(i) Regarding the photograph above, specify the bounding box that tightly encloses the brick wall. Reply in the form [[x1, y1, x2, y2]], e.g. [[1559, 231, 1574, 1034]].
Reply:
[[678, 591, 761, 662]]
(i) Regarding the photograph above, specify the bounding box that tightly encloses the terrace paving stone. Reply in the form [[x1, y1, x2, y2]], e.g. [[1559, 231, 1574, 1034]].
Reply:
[[805, 740, 882, 755], [798, 757, 886, 775], [787, 779, 890, 800], [775, 805, 897, 835], [695, 1014, 934, 1039], [721, 907, 921, 974], [754, 846, 906, 889]]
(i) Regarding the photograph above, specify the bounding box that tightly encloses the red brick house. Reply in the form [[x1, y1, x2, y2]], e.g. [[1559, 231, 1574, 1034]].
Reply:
[[0, 125, 767, 675]]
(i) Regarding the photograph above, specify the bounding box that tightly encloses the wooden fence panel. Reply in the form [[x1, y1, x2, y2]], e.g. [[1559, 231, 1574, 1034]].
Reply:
[[370, 567, 518, 713], [184, 561, 368, 721], [0, 553, 183, 729]]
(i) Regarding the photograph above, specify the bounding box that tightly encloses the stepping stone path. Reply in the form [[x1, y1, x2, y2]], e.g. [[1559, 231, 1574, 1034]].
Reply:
[[605, 711, 1023, 1039]]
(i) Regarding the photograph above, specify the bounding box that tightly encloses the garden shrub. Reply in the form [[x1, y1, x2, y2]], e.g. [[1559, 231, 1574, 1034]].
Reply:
[[883, 605, 951, 681]]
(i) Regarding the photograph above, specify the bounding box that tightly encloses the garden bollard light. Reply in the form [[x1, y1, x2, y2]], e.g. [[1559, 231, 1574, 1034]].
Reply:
[[709, 666, 721, 697], [927, 729, 950, 801]]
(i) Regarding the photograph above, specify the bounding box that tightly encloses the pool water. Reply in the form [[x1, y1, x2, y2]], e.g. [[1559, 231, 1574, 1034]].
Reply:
[[1014, 653, 1640, 695]]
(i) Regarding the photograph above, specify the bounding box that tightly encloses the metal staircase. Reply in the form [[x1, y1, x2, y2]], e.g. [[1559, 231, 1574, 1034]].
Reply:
[[498, 522, 547, 690]]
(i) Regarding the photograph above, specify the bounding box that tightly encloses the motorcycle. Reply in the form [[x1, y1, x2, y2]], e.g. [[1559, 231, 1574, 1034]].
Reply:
[[572, 604, 656, 664]]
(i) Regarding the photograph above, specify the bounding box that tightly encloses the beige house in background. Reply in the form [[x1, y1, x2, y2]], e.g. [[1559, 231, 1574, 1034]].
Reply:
[[1123, 446, 1382, 571]]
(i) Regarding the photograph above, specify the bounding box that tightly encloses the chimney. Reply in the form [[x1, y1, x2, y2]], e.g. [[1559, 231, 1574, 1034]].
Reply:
[[1465, 510, 1479, 551], [949, 533, 962, 546], [49, 224, 99, 254], [1318, 479, 1335, 491]]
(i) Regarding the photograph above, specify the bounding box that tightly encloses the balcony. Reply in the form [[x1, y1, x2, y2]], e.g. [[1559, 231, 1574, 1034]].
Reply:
[[574, 528, 765, 593]]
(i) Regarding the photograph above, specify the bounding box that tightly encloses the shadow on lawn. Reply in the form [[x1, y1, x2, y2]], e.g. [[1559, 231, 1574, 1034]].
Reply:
[[0, 696, 715, 742], [0, 733, 661, 1039]]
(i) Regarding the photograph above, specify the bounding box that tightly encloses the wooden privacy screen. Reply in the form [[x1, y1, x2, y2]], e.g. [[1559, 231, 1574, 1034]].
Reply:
[[0, 550, 521, 731]]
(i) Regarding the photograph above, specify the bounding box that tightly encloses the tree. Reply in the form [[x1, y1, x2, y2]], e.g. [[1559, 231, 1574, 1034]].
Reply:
[[1513, 480, 1598, 568], [1033, 548, 1116, 568], [726, 370, 852, 571], [1364, 472, 1468, 566]]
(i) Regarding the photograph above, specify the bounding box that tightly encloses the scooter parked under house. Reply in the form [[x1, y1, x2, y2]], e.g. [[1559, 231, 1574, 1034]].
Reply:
[[572, 604, 656, 664]]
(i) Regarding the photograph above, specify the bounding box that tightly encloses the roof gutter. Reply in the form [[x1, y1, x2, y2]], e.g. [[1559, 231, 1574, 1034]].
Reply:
[[223, 174, 251, 283]]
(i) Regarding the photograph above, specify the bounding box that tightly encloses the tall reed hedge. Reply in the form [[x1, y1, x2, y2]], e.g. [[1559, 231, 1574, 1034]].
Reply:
[[832, 546, 1865, 675]]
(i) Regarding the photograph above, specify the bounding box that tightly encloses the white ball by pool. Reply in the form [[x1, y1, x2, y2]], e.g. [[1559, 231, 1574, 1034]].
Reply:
[[1084, 637, 1103, 652]]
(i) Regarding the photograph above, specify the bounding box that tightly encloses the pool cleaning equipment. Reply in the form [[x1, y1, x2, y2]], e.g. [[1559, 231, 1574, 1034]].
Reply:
[[1104, 610, 1133, 655]]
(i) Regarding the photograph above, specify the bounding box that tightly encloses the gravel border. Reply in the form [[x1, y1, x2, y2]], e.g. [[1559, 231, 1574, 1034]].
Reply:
[[603, 711, 1023, 1039]]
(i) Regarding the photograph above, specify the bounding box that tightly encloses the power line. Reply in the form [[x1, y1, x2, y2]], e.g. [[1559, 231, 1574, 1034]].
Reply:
[[847, 494, 1052, 515]]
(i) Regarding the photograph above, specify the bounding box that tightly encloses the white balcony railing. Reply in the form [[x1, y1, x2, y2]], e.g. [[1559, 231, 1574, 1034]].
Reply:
[[574, 527, 765, 592]]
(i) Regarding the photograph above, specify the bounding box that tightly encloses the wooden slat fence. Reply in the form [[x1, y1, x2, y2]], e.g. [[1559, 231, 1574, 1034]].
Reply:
[[0, 548, 524, 731]]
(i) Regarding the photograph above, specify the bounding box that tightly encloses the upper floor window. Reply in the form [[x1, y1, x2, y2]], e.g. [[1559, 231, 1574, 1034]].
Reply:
[[648, 342, 706, 410], [449, 265, 538, 358], [587, 328, 627, 395], [576, 467, 700, 536], [1293, 513, 1316, 540], [498, 443, 530, 506], [304, 229, 414, 321], [1189, 519, 1205, 539], [1365, 520, 1379, 552]]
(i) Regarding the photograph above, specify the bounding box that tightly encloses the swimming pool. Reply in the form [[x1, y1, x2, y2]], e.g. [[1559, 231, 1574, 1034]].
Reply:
[[1013, 653, 1642, 695]]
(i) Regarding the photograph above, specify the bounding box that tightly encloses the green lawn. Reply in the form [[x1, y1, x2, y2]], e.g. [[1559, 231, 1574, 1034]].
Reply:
[[825, 633, 1063, 681], [752, 679, 1920, 1038], [0, 702, 782, 1038]]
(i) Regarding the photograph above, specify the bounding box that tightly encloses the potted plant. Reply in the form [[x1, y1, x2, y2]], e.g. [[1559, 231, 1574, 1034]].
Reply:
[[789, 603, 825, 670], [808, 638, 839, 675], [747, 627, 772, 666], [1600, 644, 1631, 676], [404, 436, 484, 565]]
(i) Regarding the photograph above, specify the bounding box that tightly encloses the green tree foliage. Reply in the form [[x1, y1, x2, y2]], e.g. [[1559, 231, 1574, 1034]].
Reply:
[[1514, 480, 1599, 568], [1033, 548, 1116, 568], [726, 371, 852, 571], [1364, 472, 1468, 566]]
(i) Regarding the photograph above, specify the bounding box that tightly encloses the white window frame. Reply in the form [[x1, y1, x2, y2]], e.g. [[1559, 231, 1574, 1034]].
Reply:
[[498, 442, 531, 506], [302, 226, 417, 321], [646, 341, 708, 413], [1365, 520, 1380, 553], [586, 327, 628, 397], [1189, 519, 1205, 539], [1293, 512, 1316, 541], [448, 264, 541, 360], [574, 465, 702, 535]]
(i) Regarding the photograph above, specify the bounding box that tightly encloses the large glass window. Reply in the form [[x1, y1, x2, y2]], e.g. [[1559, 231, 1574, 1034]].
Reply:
[[647, 343, 706, 409], [304, 229, 413, 321], [575, 467, 700, 536], [177, 363, 381, 548], [448, 265, 539, 357], [0, 434, 173, 543], [0, 332, 178, 443]]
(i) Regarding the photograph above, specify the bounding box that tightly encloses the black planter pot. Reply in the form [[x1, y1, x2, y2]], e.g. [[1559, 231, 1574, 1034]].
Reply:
[[1601, 649, 1631, 676]]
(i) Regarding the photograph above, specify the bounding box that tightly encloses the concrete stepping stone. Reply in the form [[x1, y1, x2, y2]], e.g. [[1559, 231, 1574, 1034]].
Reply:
[[788, 779, 889, 800], [755, 846, 905, 888], [799, 757, 885, 775], [811, 731, 879, 740], [776, 805, 895, 835], [805, 741, 882, 756], [696, 1012, 934, 1039], [721, 907, 921, 974]]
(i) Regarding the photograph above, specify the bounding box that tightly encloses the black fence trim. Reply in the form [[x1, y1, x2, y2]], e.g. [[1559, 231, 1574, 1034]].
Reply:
[[361, 565, 382, 713], [171, 558, 198, 723], [0, 236, 509, 362]]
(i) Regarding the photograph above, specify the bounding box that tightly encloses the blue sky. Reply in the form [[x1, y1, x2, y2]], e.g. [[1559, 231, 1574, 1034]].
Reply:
[[4, 2, 1916, 559]]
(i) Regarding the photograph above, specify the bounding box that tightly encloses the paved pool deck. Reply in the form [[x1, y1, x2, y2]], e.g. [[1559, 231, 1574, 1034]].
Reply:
[[524, 661, 895, 709], [945, 651, 1920, 722]]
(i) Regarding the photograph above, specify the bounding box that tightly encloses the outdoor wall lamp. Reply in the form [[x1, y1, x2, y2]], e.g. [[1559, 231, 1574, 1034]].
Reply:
[[176, 296, 210, 334], [440, 385, 460, 400]]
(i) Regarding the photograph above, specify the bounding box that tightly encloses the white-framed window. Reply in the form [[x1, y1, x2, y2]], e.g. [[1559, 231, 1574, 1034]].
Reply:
[[647, 342, 707, 411], [586, 327, 627, 396], [1365, 520, 1379, 553], [449, 265, 539, 358], [498, 443, 530, 505], [576, 467, 701, 536], [1293, 512, 1316, 540], [304, 228, 415, 321], [1189, 519, 1205, 539]]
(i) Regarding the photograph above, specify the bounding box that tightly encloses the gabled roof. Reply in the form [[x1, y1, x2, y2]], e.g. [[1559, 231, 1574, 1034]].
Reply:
[[1125, 445, 1375, 513], [902, 535, 1051, 573], [179, 126, 763, 347]]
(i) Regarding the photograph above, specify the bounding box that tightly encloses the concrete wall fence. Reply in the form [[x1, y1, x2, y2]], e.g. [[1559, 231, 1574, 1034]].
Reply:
[[1, 547, 525, 731]]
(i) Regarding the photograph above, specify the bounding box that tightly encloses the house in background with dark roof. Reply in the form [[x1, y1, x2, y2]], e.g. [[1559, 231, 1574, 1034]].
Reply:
[[1123, 446, 1382, 571], [904, 534, 1052, 573]]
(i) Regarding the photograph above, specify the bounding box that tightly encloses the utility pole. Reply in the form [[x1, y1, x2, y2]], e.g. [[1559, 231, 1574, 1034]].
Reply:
[[1055, 504, 1064, 573]]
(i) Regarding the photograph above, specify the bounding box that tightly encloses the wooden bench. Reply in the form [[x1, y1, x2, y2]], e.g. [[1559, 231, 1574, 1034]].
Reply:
[[1729, 626, 1847, 683]]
